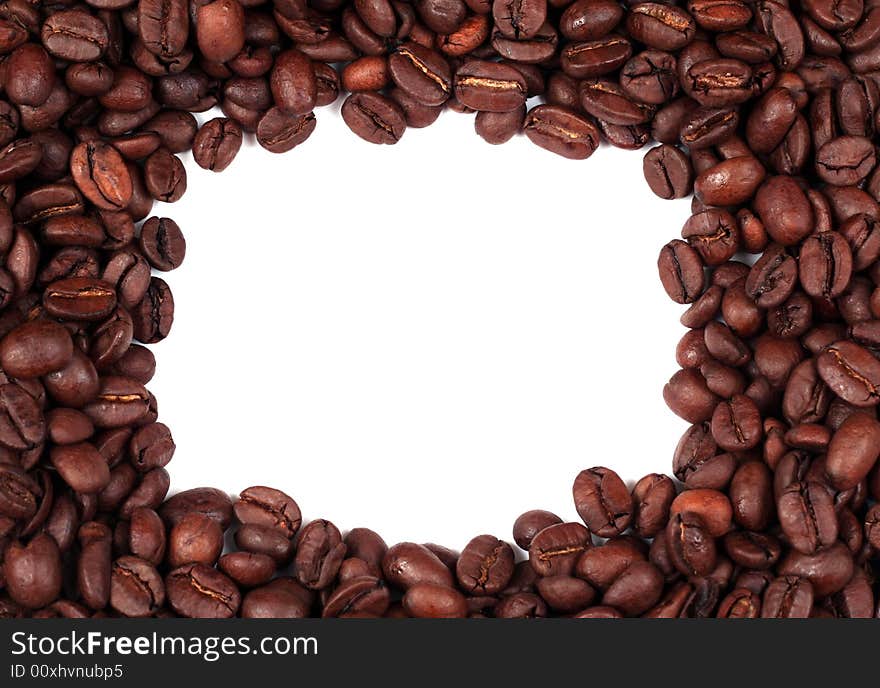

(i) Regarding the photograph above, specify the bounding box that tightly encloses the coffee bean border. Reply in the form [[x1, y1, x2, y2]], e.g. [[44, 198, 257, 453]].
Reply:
[[1, 0, 879, 619]]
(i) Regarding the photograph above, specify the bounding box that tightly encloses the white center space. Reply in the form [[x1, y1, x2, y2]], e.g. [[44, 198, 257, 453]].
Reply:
[[152, 105, 690, 547]]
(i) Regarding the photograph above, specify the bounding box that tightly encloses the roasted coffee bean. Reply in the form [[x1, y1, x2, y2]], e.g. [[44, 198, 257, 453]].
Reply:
[[69, 141, 132, 211], [143, 148, 186, 203], [644, 145, 692, 199], [388, 44, 451, 107], [626, 3, 696, 51], [167, 512, 224, 567], [761, 575, 813, 618], [631, 473, 676, 537], [44, 277, 117, 321], [192, 118, 242, 173], [778, 481, 838, 555], [658, 239, 705, 304], [666, 511, 716, 576], [341, 92, 406, 144], [572, 467, 633, 537], [523, 105, 600, 160], [529, 522, 591, 577], [580, 79, 655, 124], [382, 542, 454, 590], [0, 384, 45, 451], [132, 277, 174, 343], [817, 341, 880, 407], [454, 60, 527, 112], [139, 218, 186, 272], [234, 486, 301, 539], [166, 563, 240, 618], [826, 413, 880, 491], [293, 519, 346, 590], [3, 534, 62, 609], [196, 0, 246, 64], [110, 556, 164, 617], [512, 510, 562, 550], [561, 36, 633, 79], [455, 535, 515, 594], [0, 320, 72, 378], [816, 137, 877, 186], [256, 109, 316, 154]]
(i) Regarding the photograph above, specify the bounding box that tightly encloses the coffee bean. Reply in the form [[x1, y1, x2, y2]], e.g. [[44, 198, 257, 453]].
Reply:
[[454, 60, 527, 112], [666, 511, 716, 576], [110, 555, 164, 617], [382, 542, 454, 589], [512, 510, 562, 550], [658, 239, 705, 304], [644, 144, 693, 199], [3, 534, 63, 609], [196, 0, 246, 64], [761, 576, 813, 618], [293, 519, 346, 590], [341, 92, 406, 144], [0, 383, 45, 451], [192, 118, 242, 172], [69, 141, 132, 211], [799, 231, 853, 299], [166, 562, 240, 618], [573, 467, 633, 537], [817, 341, 880, 407], [455, 535, 515, 594], [523, 105, 600, 159], [234, 486, 301, 539], [826, 413, 880, 490], [529, 522, 591, 576], [0, 320, 72, 378]]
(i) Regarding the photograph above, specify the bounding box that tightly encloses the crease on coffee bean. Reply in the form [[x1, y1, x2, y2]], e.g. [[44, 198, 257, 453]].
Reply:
[[536, 543, 584, 562], [114, 562, 158, 610], [457, 75, 524, 93], [632, 4, 692, 32], [352, 102, 398, 139], [395, 47, 450, 94], [827, 346, 880, 401], [525, 115, 593, 142], [181, 570, 237, 611], [682, 109, 738, 144], [238, 493, 297, 534]]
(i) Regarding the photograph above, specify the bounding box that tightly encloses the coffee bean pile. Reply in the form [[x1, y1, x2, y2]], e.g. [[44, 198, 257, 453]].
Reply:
[[2, 0, 880, 618]]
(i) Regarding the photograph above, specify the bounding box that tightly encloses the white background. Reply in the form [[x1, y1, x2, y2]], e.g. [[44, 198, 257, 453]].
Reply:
[[149, 101, 692, 548]]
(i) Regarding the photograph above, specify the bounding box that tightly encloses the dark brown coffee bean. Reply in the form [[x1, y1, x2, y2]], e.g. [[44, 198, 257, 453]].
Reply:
[[666, 511, 717, 577], [143, 148, 186, 203], [573, 467, 633, 537], [455, 535, 515, 594], [166, 563, 240, 618], [644, 145, 692, 199], [196, 0, 246, 63], [454, 60, 527, 113], [341, 92, 406, 144], [294, 519, 346, 590], [110, 555, 164, 617], [523, 105, 600, 160], [192, 118, 242, 172], [138, 217, 185, 272], [132, 277, 174, 344], [529, 522, 591, 576], [761, 575, 813, 618], [382, 542, 454, 589], [234, 486, 301, 539], [626, 3, 696, 51], [4, 534, 62, 609], [0, 320, 72, 379], [658, 239, 705, 304]]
